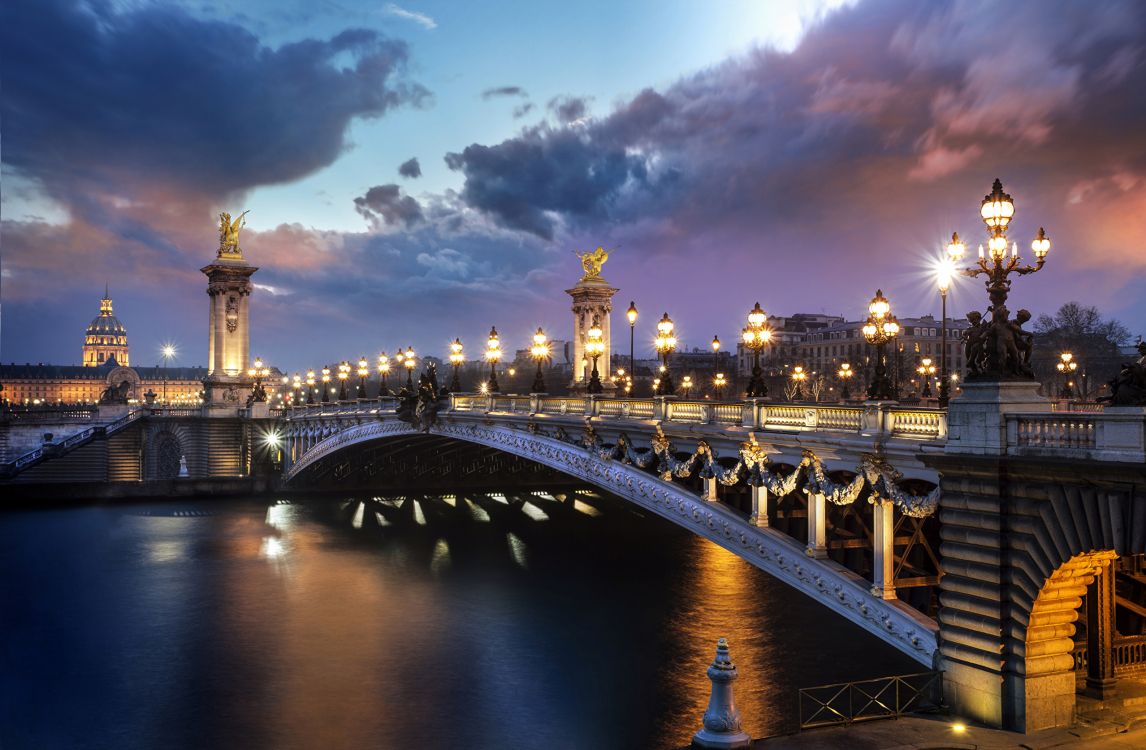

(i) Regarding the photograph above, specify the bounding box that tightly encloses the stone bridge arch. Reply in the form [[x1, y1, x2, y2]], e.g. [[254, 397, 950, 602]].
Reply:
[[933, 451, 1146, 732], [284, 418, 939, 664]]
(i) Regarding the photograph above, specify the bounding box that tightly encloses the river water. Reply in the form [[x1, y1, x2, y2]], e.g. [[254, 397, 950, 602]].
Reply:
[[1, 490, 918, 749]]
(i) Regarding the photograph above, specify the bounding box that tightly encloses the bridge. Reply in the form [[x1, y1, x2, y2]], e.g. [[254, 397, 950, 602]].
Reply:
[[4, 179, 1146, 735]]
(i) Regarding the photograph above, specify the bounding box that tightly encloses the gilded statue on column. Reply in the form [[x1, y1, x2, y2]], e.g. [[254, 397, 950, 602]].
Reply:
[[218, 210, 249, 258], [573, 246, 610, 282]]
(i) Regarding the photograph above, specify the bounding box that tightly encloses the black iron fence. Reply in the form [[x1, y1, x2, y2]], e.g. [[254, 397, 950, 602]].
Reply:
[[798, 671, 942, 729]]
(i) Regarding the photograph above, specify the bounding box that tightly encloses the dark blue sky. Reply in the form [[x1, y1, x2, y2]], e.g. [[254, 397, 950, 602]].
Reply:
[[3, 0, 1145, 370]]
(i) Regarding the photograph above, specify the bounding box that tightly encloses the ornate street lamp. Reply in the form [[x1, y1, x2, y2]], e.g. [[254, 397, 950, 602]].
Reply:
[[585, 316, 606, 394], [485, 327, 502, 393], [837, 362, 853, 400], [682, 375, 694, 398], [357, 357, 369, 398], [306, 370, 316, 404], [160, 344, 176, 404], [918, 357, 936, 397], [291, 373, 302, 406], [530, 328, 549, 394], [741, 302, 771, 398], [714, 372, 727, 400], [321, 367, 331, 403], [448, 339, 464, 391], [946, 179, 1052, 379], [394, 348, 406, 379], [626, 301, 638, 382], [654, 312, 677, 396], [1057, 352, 1078, 399], [403, 346, 416, 389], [937, 253, 955, 406], [790, 366, 807, 401], [377, 353, 391, 396], [337, 361, 350, 400], [247, 357, 270, 402], [862, 289, 900, 400]]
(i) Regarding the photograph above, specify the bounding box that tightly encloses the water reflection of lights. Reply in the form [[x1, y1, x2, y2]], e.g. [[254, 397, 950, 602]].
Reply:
[[520, 502, 548, 521], [573, 499, 601, 517], [261, 537, 285, 558], [465, 498, 491, 522], [374, 512, 391, 527], [431, 539, 451, 574], [147, 540, 187, 563], [506, 532, 528, 569], [351, 501, 365, 529], [412, 500, 427, 525]]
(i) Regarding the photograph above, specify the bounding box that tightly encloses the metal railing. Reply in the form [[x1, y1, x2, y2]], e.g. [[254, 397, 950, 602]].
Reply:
[[798, 671, 942, 729], [4, 408, 147, 476], [1072, 635, 1146, 675]]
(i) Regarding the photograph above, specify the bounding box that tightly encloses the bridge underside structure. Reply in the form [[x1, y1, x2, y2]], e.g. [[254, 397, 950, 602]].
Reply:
[[284, 397, 945, 666]]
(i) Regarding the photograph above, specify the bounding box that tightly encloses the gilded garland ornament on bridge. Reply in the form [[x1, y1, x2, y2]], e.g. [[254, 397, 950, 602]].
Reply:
[[217, 210, 249, 259], [572, 246, 610, 282], [946, 180, 1050, 381]]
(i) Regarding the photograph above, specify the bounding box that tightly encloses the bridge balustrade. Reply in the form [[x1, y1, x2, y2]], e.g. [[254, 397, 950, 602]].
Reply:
[[1007, 411, 1145, 461]]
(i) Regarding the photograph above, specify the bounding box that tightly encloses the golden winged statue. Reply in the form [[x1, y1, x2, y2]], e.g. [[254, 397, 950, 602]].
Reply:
[[573, 246, 610, 281], [218, 210, 249, 257]]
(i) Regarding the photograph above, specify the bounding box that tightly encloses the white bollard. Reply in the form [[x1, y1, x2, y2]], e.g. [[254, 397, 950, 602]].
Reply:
[[692, 638, 752, 749]]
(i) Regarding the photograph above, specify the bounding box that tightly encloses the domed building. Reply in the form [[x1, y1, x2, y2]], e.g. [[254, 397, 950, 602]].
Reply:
[[83, 287, 130, 367]]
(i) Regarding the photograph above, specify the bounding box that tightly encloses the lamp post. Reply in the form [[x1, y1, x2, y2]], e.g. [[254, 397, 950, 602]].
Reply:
[[654, 312, 677, 396], [377, 353, 391, 396], [585, 317, 606, 394], [945, 179, 1052, 379], [337, 361, 350, 400], [403, 346, 416, 389], [357, 357, 369, 398], [741, 302, 771, 398], [485, 327, 502, 393], [937, 254, 955, 406], [711, 335, 722, 397], [862, 289, 900, 400], [394, 348, 406, 382], [917, 357, 936, 398], [626, 301, 638, 384], [247, 357, 269, 402], [790, 366, 807, 401], [321, 367, 331, 403], [1057, 352, 1078, 399], [291, 373, 302, 407], [448, 339, 464, 391], [837, 362, 853, 401], [682, 375, 693, 398], [306, 370, 316, 404], [160, 344, 176, 404], [714, 372, 727, 400], [530, 328, 549, 393]]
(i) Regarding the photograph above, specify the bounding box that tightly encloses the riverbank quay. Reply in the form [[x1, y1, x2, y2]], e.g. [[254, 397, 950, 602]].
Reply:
[[743, 713, 1146, 749], [0, 477, 277, 506]]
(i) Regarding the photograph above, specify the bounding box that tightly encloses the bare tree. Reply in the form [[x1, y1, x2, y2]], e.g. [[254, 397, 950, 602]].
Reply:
[[1033, 302, 1132, 398]]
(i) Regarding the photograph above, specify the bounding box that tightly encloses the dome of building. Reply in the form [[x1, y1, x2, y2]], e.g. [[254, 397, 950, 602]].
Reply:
[[83, 287, 130, 367]]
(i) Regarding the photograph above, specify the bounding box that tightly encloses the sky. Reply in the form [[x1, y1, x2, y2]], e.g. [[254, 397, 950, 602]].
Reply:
[[3, 0, 1145, 371]]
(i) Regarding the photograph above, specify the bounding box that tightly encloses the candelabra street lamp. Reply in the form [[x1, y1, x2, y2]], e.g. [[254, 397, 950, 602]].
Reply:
[[377, 353, 391, 396], [713, 372, 727, 400], [291, 373, 302, 407], [337, 361, 350, 400], [946, 179, 1052, 380], [248, 357, 270, 402], [741, 302, 771, 398], [585, 317, 606, 394], [682, 375, 693, 398], [321, 367, 331, 403], [654, 312, 677, 396], [306, 370, 316, 404], [485, 327, 502, 393], [161, 344, 176, 405], [937, 255, 954, 406], [862, 289, 900, 401], [530, 328, 549, 394], [448, 339, 464, 392], [790, 366, 807, 401], [403, 346, 416, 389], [837, 362, 853, 401], [357, 357, 369, 398], [1057, 352, 1078, 399], [626, 301, 638, 385], [917, 357, 936, 398]]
